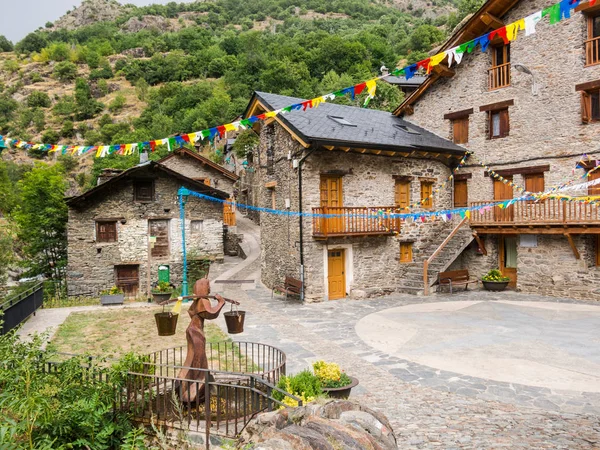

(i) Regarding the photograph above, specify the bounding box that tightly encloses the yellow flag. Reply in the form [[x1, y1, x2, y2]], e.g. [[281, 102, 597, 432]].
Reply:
[[366, 79, 377, 97], [224, 123, 236, 132], [507, 19, 525, 41], [264, 111, 278, 118], [125, 144, 132, 155], [427, 52, 447, 74], [172, 298, 183, 315], [188, 133, 197, 143]]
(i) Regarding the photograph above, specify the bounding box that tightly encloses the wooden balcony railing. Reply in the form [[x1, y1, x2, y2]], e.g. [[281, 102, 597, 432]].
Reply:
[[488, 63, 511, 90], [312, 206, 401, 238], [586, 36, 600, 66], [470, 198, 600, 226]]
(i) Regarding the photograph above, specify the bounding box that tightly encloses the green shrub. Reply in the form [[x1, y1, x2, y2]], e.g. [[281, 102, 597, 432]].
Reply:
[[57, 154, 78, 173], [97, 79, 109, 97], [482, 269, 510, 282], [273, 370, 323, 406], [108, 93, 126, 113], [60, 120, 74, 138], [30, 72, 43, 83], [53, 61, 78, 81], [41, 129, 59, 145], [89, 61, 113, 80], [3, 59, 19, 74], [27, 91, 51, 108]]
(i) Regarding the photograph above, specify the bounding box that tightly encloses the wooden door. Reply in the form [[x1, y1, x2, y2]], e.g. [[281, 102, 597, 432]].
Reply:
[[327, 249, 346, 300], [320, 176, 343, 234], [395, 180, 410, 210], [223, 198, 236, 226], [499, 236, 517, 288], [454, 180, 468, 207], [116, 265, 139, 298], [494, 178, 514, 222]]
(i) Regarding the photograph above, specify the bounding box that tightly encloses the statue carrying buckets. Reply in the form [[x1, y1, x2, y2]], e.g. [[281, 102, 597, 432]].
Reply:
[[154, 278, 244, 403]]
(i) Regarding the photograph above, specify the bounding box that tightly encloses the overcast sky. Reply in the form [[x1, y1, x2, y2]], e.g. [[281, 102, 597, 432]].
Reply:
[[1, 0, 195, 43]]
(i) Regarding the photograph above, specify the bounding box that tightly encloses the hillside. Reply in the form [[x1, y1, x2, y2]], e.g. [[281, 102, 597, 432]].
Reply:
[[0, 0, 482, 192]]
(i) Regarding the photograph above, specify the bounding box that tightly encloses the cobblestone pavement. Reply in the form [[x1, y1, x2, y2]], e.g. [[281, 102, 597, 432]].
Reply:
[[209, 216, 600, 449]]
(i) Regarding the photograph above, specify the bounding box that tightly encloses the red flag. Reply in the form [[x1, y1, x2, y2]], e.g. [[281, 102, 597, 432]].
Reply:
[[489, 27, 509, 45], [182, 134, 190, 143], [416, 58, 430, 72], [302, 100, 312, 111], [217, 125, 226, 138], [150, 141, 156, 152], [354, 82, 366, 96]]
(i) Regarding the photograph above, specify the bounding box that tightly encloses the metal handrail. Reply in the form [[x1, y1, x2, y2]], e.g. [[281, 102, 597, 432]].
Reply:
[[0, 282, 44, 311]]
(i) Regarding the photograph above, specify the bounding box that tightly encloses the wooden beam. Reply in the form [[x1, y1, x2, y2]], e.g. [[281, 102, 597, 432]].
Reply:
[[373, 150, 382, 155], [473, 231, 488, 256], [565, 233, 581, 259], [264, 181, 277, 188], [358, 148, 367, 154], [480, 99, 515, 112], [444, 108, 474, 120], [432, 64, 455, 78], [483, 164, 550, 177], [481, 12, 505, 30], [341, 147, 350, 152], [324, 145, 335, 150], [575, 78, 600, 92]]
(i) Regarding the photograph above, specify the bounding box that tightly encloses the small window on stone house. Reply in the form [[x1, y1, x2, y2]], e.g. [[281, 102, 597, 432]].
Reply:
[[588, 168, 600, 195], [524, 173, 545, 194], [191, 220, 204, 235], [96, 221, 117, 243], [580, 88, 600, 123], [452, 117, 469, 144], [489, 44, 511, 90], [134, 180, 154, 202], [399, 242, 413, 263], [586, 12, 600, 66], [454, 179, 468, 207], [488, 109, 509, 139], [420, 181, 433, 209]]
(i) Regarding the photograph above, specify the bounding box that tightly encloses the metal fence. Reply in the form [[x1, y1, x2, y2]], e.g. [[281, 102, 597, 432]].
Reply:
[[0, 282, 44, 334]]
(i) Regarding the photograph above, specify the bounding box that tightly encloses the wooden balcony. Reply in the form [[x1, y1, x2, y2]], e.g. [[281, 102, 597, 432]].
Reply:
[[586, 36, 600, 66], [488, 63, 511, 90], [470, 198, 600, 233], [312, 206, 401, 239]]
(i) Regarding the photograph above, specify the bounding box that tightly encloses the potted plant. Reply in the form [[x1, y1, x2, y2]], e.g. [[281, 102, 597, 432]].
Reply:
[[482, 269, 511, 291], [100, 286, 124, 305], [313, 361, 358, 399], [152, 281, 174, 303]]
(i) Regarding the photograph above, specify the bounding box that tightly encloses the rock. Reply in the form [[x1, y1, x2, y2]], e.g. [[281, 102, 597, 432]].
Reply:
[[238, 400, 397, 450]]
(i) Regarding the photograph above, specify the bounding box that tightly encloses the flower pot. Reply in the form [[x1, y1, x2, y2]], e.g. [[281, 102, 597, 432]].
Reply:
[[154, 312, 178, 336], [100, 294, 124, 305], [322, 376, 359, 400], [152, 292, 172, 303], [224, 311, 245, 334], [482, 280, 509, 291]]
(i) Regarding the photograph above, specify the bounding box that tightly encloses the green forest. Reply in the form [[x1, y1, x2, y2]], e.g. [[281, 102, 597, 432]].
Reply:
[[0, 0, 484, 295]]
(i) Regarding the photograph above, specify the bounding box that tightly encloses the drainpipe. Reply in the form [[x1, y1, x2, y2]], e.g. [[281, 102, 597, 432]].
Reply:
[[297, 148, 317, 302]]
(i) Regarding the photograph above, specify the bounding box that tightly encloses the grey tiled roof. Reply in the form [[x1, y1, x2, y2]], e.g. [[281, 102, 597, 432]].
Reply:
[[382, 75, 427, 87], [253, 92, 465, 155]]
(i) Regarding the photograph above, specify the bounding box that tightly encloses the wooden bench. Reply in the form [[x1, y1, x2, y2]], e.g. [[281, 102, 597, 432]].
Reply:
[[272, 276, 303, 300], [437, 269, 479, 294]]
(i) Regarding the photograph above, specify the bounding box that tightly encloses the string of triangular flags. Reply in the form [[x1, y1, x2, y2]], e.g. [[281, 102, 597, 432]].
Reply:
[[0, 0, 591, 158]]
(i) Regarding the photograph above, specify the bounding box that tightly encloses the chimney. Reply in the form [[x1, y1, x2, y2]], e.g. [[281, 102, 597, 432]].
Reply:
[[139, 151, 149, 165], [380, 65, 389, 76], [97, 168, 123, 185]]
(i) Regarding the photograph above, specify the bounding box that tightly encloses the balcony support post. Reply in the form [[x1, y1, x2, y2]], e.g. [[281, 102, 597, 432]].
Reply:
[[565, 233, 581, 260]]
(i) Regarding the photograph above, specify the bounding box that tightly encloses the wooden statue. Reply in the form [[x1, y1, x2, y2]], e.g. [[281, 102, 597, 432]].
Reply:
[[169, 278, 239, 404]]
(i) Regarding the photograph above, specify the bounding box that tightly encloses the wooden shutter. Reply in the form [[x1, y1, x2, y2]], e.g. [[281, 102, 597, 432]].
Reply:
[[97, 221, 117, 242], [395, 181, 410, 210], [135, 180, 154, 202], [499, 109, 510, 137], [400, 242, 412, 263], [454, 180, 468, 207], [589, 169, 600, 195], [524, 173, 544, 193], [582, 91, 592, 124], [453, 117, 469, 144], [149, 219, 169, 258], [421, 182, 433, 208]]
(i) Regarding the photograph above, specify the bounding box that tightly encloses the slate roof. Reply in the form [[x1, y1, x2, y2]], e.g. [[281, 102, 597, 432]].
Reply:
[[383, 75, 427, 87], [159, 148, 239, 181], [249, 92, 466, 155], [66, 161, 229, 206]]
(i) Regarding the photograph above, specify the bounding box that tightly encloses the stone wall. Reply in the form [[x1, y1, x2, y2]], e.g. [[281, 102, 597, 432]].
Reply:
[[67, 167, 223, 297], [160, 152, 236, 196], [405, 0, 600, 301], [256, 121, 457, 301]]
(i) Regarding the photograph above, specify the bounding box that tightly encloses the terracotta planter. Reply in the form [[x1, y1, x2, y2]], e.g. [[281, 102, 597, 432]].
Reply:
[[152, 292, 173, 303], [482, 280, 509, 291], [100, 294, 124, 305], [322, 377, 359, 399]]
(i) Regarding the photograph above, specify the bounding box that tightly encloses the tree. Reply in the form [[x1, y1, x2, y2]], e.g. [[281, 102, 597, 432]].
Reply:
[[409, 25, 445, 52], [458, 0, 485, 19], [135, 78, 149, 101], [15, 32, 47, 54], [0, 35, 13, 52], [74, 78, 104, 120], [13, 163, 68, 283], [54, 61, 78, 81], [27, 91, 51, 108], [232, 129, 259, 158]]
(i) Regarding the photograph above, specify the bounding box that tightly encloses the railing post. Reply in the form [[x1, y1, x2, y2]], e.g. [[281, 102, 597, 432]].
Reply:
[[323, 206, 328, 237], [423, 260, 429, 296], [205, 371, 211, 450]]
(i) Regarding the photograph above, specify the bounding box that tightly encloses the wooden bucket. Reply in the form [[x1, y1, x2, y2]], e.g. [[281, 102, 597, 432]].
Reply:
[[224, 311, 245, 334], [155, 312, 178, 336]]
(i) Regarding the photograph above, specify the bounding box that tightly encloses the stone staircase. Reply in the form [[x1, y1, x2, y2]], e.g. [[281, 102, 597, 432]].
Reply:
[[397, 219, 475, 295]]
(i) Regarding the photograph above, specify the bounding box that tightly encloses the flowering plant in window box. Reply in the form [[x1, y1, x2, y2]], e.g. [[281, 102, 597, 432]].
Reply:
[[100, 285, 124, 305]]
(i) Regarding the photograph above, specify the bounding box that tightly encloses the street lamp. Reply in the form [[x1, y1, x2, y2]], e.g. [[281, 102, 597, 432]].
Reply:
[[178, 187, 190, 296], [513, 63, 540, 96]]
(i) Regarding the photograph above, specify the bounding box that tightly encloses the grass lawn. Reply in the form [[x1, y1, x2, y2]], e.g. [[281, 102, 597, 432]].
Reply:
[[47, 307, 228, 359]]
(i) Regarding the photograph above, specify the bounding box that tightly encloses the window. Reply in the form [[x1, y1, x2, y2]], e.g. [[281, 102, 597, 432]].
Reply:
[[134, 180, 154, 202], [191, 220, 204, 234], [489, 44, 511, 90], [327, 115, 357, 127], [149, 219, 169, 258], [394, 180, 410, 210], [589, 169, 600, 196], [420, 181, 433, 209], [400, 242, 413, 263], [454, 179, 468, 207], [96, 221, 117, 243], [488, 109, 509, 139], [581, 88, 600, 123], [586, 14, 600, 66], [524, 173, 545, 193], [452, 117, 469, 144]]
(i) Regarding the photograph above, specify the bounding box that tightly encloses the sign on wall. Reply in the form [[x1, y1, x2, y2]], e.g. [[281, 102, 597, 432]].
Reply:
[[520, 235, 538, 248]]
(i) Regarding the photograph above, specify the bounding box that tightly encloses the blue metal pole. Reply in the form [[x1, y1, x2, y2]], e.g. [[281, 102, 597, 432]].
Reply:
[[178, 187, 190, 297]]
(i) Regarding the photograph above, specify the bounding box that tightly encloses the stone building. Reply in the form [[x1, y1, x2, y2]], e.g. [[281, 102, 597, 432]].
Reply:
[[66, 160, 229, 297], [395, 0, 600, 300], [244, 91, 468, 302]]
